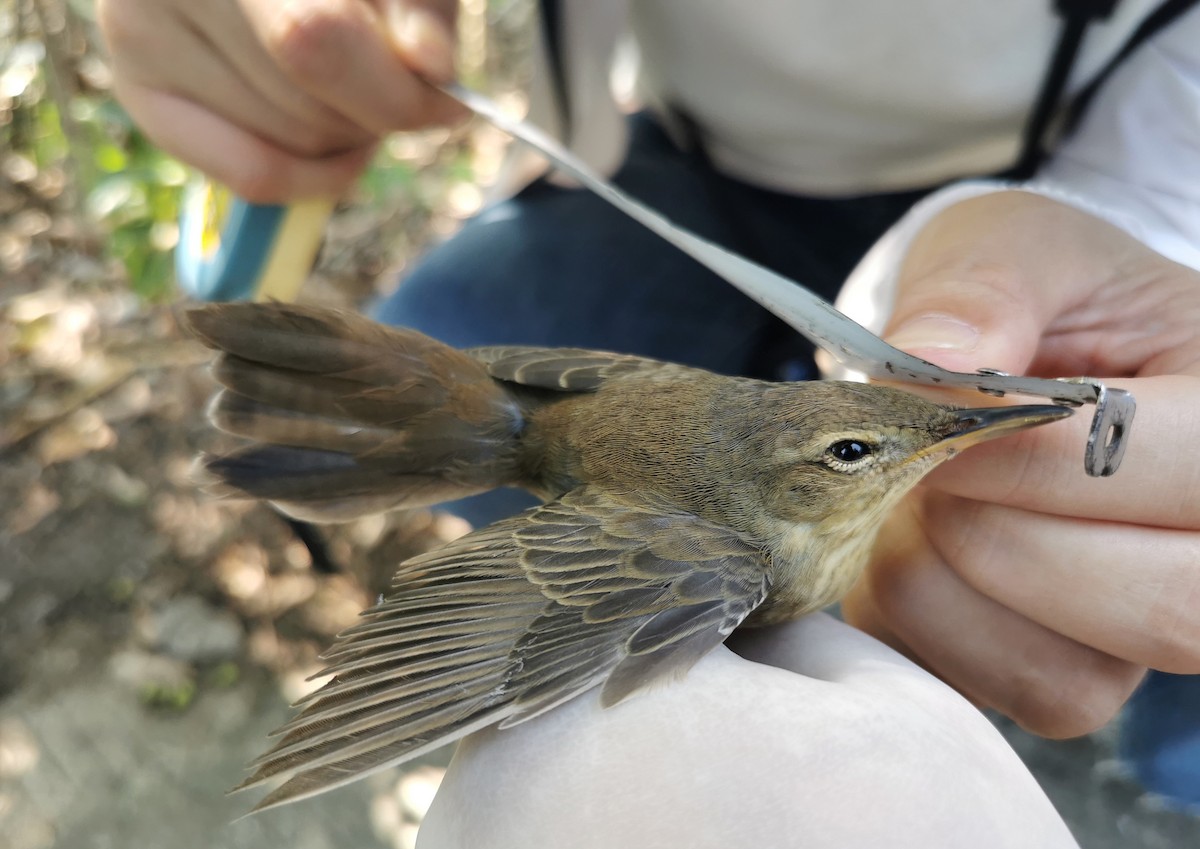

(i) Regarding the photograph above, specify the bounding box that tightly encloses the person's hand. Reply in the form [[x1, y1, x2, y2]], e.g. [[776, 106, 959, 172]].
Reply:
[[96, 0, 466, 202], [842, 190, 1200, 738], [417, 614, 1077, 849]]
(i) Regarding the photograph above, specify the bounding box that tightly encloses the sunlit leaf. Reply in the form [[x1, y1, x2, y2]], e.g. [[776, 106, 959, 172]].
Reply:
[[87, 174, 140, 220], [152, 158, 188, 187], [94, 143, 127, 173]]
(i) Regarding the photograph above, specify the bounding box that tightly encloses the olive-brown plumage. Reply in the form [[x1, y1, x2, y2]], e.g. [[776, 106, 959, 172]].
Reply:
[[183, 302, 1071, 811]]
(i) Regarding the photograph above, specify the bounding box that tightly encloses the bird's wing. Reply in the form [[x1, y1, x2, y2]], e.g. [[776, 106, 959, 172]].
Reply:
[[239, 487, 771, 811], [468, 346, 680, 391], [506, 490, 771, 716]]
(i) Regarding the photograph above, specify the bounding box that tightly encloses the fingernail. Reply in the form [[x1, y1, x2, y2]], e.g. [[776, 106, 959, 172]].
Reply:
[[886, 314, 980, 353], [388, 5, 456, 82]]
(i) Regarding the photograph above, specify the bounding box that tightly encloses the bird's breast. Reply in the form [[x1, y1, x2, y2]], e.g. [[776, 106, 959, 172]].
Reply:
[[751, 518, 878, 625]]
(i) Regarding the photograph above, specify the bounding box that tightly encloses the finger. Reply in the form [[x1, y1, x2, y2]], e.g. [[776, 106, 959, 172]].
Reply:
[[129, 19, 376, 159], [883, 192, 1148, 374], [853, 499, 1145, 738], [120, 83, 375, 202], [1025, 255, 1200, 380], [920, 491, 1200, 673], [182, 0, 377, 154], [379, 0, 460, 81], [244, 0, 467, 135], [101, 0, 370, 160], [877, 195, 1200, 527], [927, 374, 1200, 529], [884, 191, 1200, 381]]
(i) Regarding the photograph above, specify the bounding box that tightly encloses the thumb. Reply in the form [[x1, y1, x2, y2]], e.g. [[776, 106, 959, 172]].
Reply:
[[883, 286, 1041, 376], [383, 0, 458, 82], [882, 192, 1101, 375]]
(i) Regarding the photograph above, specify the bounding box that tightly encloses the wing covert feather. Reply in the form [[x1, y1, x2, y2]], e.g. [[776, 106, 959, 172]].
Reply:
[[468, 346, 678, 391]]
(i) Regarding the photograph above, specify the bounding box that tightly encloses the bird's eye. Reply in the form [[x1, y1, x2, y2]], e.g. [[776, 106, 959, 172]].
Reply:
[[828, 440, 874, 463]]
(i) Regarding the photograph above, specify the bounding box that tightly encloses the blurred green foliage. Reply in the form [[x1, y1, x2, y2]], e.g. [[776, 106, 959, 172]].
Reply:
[[2, 4, 186, 301], [3, 0, 516, 303], [2, 29, 458, 303], [79, 99, 189, 301], [138, 679, 197, 713]]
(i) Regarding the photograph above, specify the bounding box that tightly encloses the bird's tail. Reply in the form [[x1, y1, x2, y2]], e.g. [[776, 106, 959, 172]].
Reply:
[[183, 303, 526, 522]]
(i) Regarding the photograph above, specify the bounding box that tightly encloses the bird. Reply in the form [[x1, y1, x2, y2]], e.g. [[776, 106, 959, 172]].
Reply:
[[182, 301, 1072, 811]]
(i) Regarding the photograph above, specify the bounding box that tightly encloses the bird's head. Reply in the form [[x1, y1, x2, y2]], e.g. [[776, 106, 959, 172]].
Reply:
[[757, 381, 1072, 528]]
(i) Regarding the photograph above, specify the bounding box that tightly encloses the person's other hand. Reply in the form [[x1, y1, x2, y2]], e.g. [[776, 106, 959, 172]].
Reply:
[[97, 0, 466, 202], [843, 190, 1200, 738], [417, 614, 1077, 849]]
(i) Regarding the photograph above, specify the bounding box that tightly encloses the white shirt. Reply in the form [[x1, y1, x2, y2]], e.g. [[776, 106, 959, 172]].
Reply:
[[531, 1, 1200, 279]]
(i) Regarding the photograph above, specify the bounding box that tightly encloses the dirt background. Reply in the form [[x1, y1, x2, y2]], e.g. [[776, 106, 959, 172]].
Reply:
[[0, 209, 467, 848]]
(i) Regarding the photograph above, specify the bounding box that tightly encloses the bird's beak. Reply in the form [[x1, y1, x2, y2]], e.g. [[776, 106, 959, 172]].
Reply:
[[920, 404, 1074, 460], [939, 403, 1074, 452]]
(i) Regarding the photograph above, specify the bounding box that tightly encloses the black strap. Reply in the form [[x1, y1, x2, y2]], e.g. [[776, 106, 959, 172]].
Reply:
[[538, 0, 573, 146], [1012, 0, 1199, 179], [1064, 0, 1199, 134], [1010, 0, 1120, 180]]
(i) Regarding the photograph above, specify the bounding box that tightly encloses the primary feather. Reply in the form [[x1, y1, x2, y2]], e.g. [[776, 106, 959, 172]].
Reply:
[[236, 488, 770, 811]]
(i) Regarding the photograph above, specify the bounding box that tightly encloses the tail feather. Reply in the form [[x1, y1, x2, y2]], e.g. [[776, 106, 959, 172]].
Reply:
[[188, 302, 442, 379], [209, 391, 396, 453], [214, 354, 464, 425], [183, 304, 526, 521]]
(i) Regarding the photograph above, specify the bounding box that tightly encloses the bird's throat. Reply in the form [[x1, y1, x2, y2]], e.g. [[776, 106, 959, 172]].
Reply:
[[749, 514, 881, 625]]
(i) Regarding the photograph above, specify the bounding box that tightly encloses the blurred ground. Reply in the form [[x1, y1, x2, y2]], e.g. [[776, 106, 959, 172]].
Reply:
[[0, 229, 466, 849]]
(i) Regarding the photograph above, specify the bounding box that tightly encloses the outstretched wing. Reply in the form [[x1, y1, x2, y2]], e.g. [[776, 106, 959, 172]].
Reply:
[[240, 487, 770, 811]]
